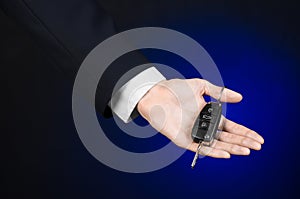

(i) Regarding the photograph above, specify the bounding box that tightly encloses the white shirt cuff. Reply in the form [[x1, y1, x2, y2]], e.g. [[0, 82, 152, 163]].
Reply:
[[109, 67, 166, 123]]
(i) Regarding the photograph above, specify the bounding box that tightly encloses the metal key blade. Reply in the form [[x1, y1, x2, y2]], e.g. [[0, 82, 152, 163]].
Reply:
[[191, 143, 202, 168], [191, 150, 199, 168]]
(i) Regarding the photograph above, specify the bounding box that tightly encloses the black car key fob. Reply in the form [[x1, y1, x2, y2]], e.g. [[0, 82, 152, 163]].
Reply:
[[190, 87, 225, 168], [191, 100, 223, 168], [191, 102, 222, 146]]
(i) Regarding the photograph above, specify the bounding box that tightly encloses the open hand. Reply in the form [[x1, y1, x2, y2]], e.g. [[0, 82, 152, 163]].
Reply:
[[137, 79, 264, 158]]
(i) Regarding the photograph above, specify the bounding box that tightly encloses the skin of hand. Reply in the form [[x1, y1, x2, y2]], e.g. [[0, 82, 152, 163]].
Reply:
[[137, 78, 264, 158]]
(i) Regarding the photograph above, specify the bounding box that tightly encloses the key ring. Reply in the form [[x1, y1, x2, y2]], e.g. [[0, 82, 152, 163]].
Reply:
[[217, 87, 225, 102], [216, 87, 225, 139]]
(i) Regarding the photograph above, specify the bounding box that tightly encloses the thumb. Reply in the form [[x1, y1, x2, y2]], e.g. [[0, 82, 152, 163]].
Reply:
[[203, 80, 243, 103]]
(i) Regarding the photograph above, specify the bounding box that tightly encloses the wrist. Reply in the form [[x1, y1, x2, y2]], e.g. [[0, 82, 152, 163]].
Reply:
[[137, 81, 167, 119]]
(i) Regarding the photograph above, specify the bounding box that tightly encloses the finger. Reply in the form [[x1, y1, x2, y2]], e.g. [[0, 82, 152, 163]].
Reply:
[[212, 140, 250, 155], [223, 117, 264, 144], [189, 143, 230, 158], [202, 80, 243, 103], [218, 131, 262, 150]]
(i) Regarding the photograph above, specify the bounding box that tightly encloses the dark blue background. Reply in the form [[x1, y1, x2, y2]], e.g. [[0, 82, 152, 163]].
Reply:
[[2, 1, 299, 198], [99, 10, 300, 199]]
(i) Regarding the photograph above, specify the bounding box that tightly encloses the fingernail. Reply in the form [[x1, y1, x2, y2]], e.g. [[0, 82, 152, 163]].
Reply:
[[243, 148, 251, 155], [225, 153, 231, 158], [251, 142, 261, 150], [259, 136, 265, 144]]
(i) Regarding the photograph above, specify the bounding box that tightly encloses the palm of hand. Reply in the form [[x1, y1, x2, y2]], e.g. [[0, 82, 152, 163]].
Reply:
[[138, 79, 264, 158]]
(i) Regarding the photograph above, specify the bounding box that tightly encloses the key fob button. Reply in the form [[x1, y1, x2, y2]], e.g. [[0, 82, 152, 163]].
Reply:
[[202, 104, 212, 113], [202, 115, 212, 120], [199, 121, 209, 130]]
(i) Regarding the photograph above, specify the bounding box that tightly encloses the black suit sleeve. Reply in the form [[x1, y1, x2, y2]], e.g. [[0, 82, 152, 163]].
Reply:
[[0, 0, 150, 117]]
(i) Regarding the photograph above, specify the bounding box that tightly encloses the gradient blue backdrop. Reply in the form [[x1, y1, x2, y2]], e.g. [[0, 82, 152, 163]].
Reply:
[[2, 2, 299, 198], [95, 16, 300, 199]]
